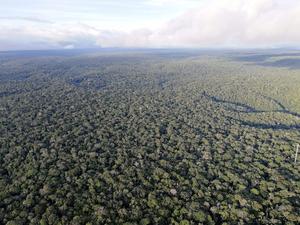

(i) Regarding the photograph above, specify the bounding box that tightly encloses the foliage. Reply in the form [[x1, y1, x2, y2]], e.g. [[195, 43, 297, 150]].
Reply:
[[0, 49, 300, 224]]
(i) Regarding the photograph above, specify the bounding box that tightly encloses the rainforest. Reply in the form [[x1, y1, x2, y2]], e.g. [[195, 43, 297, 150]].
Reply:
[[0, 49, 299, 225]]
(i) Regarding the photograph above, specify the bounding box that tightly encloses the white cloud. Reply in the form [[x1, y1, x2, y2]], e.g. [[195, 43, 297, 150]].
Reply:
[[64, 44, 75, 49], [1, 0, 300, 50], [96, 0, 300, 48], [144, 0, 300, 48], [145, 0, 199, 7]]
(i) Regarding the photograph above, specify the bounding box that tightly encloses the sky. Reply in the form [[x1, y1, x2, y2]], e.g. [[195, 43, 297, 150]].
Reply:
[[1, 0, 300, 51]]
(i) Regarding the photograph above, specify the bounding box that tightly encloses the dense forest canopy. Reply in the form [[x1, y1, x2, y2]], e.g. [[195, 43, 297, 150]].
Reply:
[[0, 49, 299, 225]]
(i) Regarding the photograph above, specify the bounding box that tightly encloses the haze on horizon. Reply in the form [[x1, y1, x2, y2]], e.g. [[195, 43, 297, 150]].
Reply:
[[1, 0, 300, 51]]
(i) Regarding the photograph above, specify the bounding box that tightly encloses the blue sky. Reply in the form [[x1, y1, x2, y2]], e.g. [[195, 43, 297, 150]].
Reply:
[[1, 0, 300, 50], [0, 0, 200, 30]]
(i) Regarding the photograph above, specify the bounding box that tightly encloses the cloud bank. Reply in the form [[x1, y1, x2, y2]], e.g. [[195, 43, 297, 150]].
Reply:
[[1, 0, 300, 50]]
